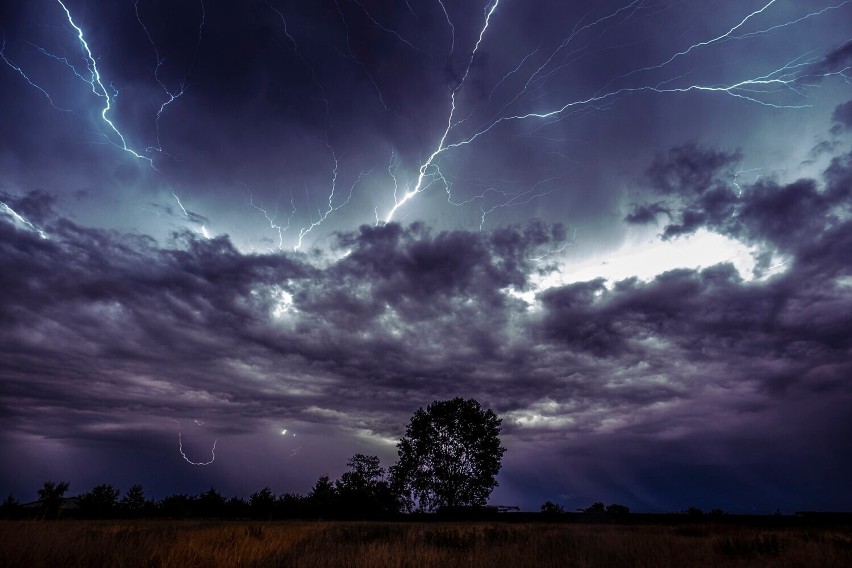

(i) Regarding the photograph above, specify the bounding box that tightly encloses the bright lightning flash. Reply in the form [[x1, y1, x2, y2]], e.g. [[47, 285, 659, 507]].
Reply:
[[377, 0, 851, 224]]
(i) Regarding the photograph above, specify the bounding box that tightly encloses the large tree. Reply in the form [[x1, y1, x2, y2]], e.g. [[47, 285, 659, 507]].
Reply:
[[37, 481, 69, 520], [390, 397, 506, 512]]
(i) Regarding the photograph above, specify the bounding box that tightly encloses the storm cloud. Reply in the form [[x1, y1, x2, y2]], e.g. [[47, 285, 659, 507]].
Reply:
[[4, 131, 852, 510]]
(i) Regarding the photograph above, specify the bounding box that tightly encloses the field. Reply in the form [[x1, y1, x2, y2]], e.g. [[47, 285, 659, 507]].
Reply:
[[1, 520, 851, 567]]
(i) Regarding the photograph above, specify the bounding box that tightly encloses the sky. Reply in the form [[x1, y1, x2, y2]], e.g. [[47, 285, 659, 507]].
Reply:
[[1, 0, 851, 513]]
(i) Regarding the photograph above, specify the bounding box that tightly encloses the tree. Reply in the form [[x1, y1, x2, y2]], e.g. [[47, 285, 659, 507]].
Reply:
[[336, 454, 399, 518], [338, 454, 384, 494], [307, 475, 337, 518], [584, 502, 605, 513], [37, 481, 69, 519], [77, 484, 120, 518], [0, 495, 22, 519], [277, 492, 307, 518], [389, 397, 506, 512], [606, 503, 630, 516], [121, 484, 148, 516], [249, 487, 276, 519], [224, 495, 249, 518], [196, 487, 226, 517], [541, 501, 564, 516], [158, 493, 195, 517]]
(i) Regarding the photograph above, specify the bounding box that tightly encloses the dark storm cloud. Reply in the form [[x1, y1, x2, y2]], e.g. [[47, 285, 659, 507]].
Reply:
[[646, 142, 741, 196], [3, 140, 852, 508], [0, 202, 569, 438], [831, 99, 852, 133], [808, 39, 852, 76], [623, 201, 671, 225], [635, 140, 852, 256]]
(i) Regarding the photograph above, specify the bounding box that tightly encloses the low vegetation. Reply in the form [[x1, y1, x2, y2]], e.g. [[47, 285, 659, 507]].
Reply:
[[1, 520, 851, 568]]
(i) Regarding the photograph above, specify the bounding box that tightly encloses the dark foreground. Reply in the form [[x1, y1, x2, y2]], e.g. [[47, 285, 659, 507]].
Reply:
[[1, 520, 851, 567]]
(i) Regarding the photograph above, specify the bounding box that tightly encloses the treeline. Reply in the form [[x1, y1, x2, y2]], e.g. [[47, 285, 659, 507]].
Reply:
[[1, 454, 400, 521]]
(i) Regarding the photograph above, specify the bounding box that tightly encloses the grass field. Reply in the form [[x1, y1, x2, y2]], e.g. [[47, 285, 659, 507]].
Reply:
[[1, 520, 851, 567]]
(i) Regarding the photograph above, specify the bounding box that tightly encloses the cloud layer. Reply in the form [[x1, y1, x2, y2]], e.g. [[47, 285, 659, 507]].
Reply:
[[3, 104, 852, 509]]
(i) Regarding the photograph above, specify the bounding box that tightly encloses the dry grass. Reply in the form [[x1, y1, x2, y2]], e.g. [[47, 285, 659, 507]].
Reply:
[[1, 520, 851, 567]]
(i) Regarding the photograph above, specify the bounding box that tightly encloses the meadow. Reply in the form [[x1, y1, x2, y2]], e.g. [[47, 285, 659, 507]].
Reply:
[[1, 520, 851, 567]]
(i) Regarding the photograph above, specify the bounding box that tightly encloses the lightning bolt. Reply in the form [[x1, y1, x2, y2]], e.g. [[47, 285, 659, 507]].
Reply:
[[382, 0, 501, 224], [176, 420, 217, 466], [172, 193, 210, 239], [732, 167, 762, 197], [436, 0, 455, 54], [1, 36, 72, 112], [378, 0, 850, 223], [266, 0, 331, 119], [476, 175, 564, 231], [725, 1, 852, 43], [6, 0, 848, 244], [485, 0, 645, 124], [4, 1, 206, 169], [295, 146, 373, 250], [266, 1, 366, 251], [54, 0, 154, 168], [1, 201, 48, 239], [349, 0, 422, 52], [608, 0, 782, 84], [528, 241, 577, 262], [250, 191, 296, 252], [487, 45, 540, 100], [172, 193, 190, 218], [333, 0, 389, 110], [404, 0, 417, 19], [134, 0, 206, 157]]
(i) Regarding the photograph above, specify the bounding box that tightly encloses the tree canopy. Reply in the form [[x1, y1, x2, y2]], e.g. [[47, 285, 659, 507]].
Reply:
[[37, 481, 69, 519], [390, 397, 506, 512]]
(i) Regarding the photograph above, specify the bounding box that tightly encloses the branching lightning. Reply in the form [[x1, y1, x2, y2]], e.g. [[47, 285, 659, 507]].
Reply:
[[381, 0, 501, 224], [732, 167, 762, 197], [54, 0, 154, 167], [250, 191, 296, 251], [3, 1, 206, 170], [475, 175, 563, 231], [295, 146, 373, 250], [266, 0, 330, 118], [724, 1, 852, 43], [4, 0, 849, 250], [436, 0, 455, 54], [1, 36, 71, 112], [333, 0, 389, 110], [606, 0, 781, 85], [134, 0, 206, 157], [376, 0, 851, 224], [349, 0, 422, 52]]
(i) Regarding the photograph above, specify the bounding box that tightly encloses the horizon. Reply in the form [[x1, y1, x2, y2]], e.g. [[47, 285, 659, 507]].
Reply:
[[2, 0, 851, 515]]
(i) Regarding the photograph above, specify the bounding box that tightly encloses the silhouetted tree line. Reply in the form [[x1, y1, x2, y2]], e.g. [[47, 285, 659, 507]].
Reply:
[[1, 398, 507, 521], [539, 500, 631, 518], [0, 453, 402, 520]]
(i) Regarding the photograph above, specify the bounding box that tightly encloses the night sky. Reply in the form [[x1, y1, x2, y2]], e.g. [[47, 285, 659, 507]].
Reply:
[[2, 0, 851, 513]]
